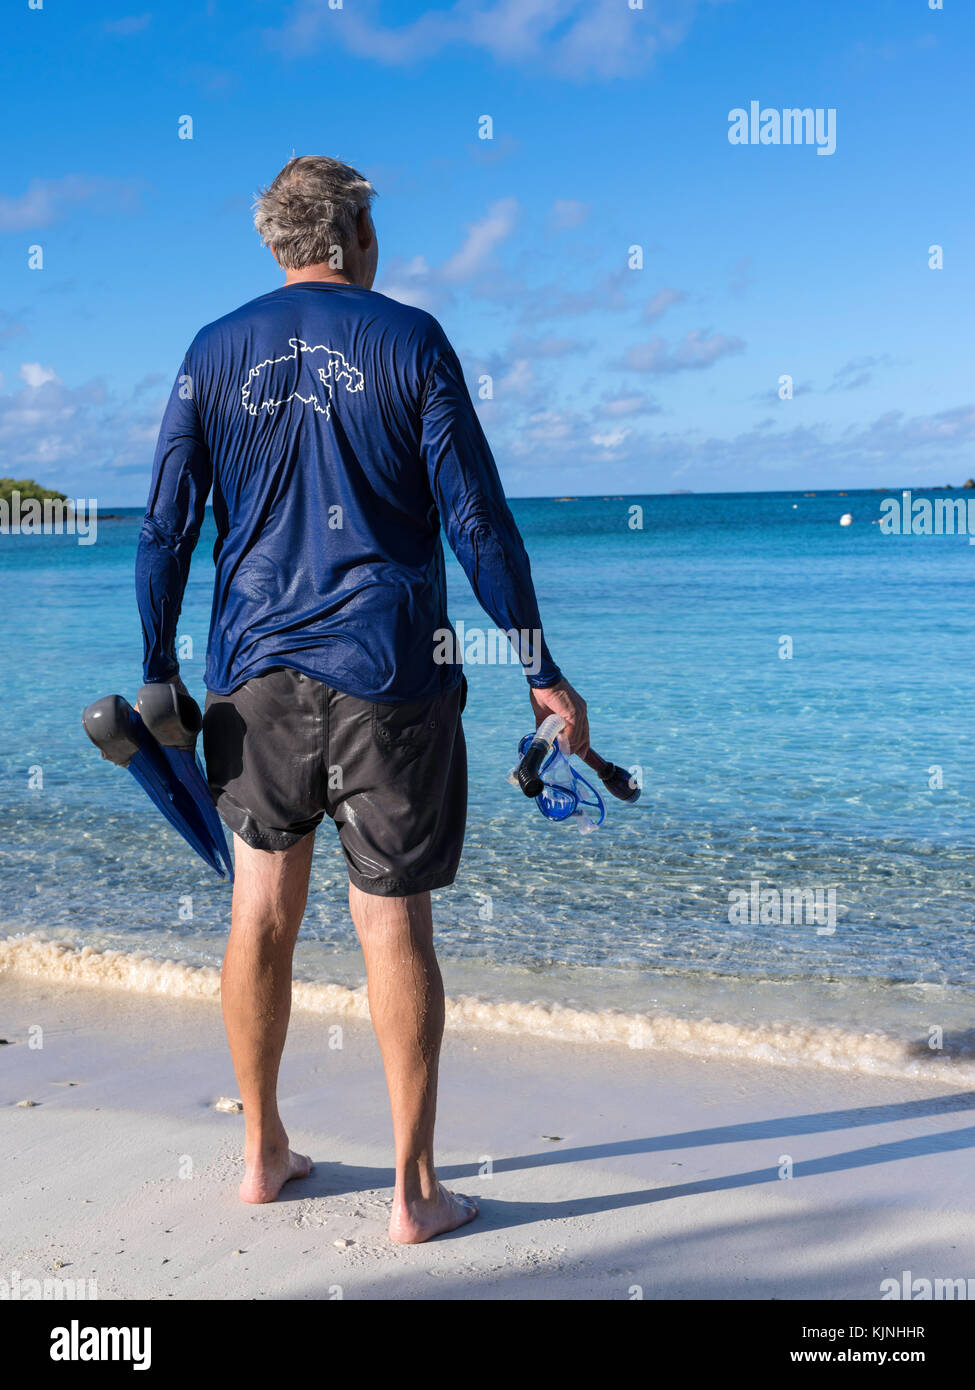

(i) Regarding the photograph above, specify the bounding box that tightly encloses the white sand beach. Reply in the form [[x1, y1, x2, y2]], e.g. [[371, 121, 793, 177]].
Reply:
[[3, 960, 975, 1301]]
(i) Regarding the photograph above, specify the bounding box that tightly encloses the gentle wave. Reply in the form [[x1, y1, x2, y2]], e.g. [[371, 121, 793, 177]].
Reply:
[[3, 932, 973, 1086]]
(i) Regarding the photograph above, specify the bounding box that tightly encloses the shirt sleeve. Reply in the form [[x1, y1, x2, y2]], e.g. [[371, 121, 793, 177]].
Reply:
[[419, 346, 562, 688], [135, 358, 213, 683]]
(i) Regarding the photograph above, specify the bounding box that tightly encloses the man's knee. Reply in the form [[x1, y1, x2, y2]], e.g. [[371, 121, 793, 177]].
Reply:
[[349, 886, 433, 941], [229, 834, 314, 937]]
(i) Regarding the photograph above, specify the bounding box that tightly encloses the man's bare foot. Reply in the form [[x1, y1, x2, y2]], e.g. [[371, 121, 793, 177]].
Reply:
[[239, 1146, 313, 1204], [389, 1181, 479, 1244]]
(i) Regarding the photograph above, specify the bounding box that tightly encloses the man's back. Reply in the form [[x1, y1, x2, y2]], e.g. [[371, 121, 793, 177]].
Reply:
[[139, 280, 560, 702], [191, 283, 451, 701]]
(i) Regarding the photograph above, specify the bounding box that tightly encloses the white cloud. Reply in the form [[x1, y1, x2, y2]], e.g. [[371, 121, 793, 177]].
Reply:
[[376, 201, 518, 307], [550, 199, 589, 230], [494, 358, 536, 397], [619, 330, 745, 373], [827, 354, 895, 393], [591, 426, 630, 449], [0, 175, 145, 232], [601, 392, 660, 418], [0, 370, 167, 488], [20, 362, 59, 388], [502, 401, 975, 490], [511, 409, 581, 450], [375, 271, 448, 313], [644, 287, 687, 323], [440, 198, 518, 283], [267, 0, 723, 80]]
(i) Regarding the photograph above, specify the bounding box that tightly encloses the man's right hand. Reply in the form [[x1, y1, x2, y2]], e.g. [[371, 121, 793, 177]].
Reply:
[[529, 679, 589, 757]]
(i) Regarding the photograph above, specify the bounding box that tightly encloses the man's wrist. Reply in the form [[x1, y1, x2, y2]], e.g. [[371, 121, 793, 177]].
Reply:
[[143, 660, 181, 685], [526, 667, 563, 690]]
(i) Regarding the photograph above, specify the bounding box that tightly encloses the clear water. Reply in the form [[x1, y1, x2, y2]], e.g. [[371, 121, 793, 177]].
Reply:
[[2, 490, 974, 1049]]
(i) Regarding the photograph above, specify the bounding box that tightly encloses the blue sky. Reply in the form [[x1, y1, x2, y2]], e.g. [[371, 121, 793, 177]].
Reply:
[[1, 0, 971, 503]]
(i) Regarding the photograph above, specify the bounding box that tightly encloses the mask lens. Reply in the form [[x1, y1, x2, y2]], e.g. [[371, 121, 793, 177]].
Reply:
[[537, 783, 578, 821]]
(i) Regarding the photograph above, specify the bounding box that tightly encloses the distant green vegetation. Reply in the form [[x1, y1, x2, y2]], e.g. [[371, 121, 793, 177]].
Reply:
[[0, 477, 68, 505]]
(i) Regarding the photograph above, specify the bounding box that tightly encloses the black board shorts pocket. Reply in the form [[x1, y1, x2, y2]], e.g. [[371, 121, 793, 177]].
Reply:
[[371, 696, 443, 747]]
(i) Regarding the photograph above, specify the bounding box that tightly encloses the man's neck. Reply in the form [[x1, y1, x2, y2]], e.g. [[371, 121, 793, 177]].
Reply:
[[283, 265, 357, 286]]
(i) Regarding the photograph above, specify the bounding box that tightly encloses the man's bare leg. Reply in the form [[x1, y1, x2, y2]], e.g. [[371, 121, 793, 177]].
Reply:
[[349, 883, 478, 1243], [222, 832, 315, 1203]]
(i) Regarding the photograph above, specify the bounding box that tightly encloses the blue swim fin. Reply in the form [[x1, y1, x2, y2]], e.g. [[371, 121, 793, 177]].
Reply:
[[135, 683, 235, 881], [82, 692, 232, 880]]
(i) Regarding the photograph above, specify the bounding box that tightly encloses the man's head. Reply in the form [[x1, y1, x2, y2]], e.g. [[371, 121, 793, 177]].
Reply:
[[253, 155, 378, 288]]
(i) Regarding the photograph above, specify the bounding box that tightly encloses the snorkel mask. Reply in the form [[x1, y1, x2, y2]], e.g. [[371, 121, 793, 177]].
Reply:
[[509, 714, 607, 833]]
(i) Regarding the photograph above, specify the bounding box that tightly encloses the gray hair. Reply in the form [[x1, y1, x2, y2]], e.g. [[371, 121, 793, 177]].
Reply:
[[252, 156, 376, 270]]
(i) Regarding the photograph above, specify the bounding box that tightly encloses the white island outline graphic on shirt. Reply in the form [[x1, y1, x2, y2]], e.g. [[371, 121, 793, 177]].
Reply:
[[240, 338, 364, 418]]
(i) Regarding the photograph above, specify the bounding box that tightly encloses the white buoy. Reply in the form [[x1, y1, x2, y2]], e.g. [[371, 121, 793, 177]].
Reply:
[[840, 513, 853, 526]]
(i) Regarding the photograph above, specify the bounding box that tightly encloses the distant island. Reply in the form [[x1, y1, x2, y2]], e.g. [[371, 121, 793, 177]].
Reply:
[[0, 476, 68, 506]]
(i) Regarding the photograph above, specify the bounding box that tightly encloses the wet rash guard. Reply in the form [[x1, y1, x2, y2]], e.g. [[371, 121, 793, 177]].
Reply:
[[136, 282, 562, 702]]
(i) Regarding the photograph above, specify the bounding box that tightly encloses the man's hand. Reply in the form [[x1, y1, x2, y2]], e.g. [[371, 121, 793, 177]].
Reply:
[[529, 679, 589, 757]]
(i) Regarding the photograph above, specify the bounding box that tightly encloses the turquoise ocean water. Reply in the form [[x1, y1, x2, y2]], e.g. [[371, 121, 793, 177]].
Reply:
[[2, 490, 973, 1068]]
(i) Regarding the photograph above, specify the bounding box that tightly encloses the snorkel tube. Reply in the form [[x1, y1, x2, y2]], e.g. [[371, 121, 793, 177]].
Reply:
[[515, 714, 566, 798]]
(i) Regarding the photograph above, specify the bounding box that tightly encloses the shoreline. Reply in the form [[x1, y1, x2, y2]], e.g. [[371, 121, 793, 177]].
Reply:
[[3, 931, 975, 1088], [3, 970, 975, 1300]]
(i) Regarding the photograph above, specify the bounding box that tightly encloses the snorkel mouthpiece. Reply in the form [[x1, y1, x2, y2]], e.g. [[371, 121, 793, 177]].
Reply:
[[591, 758, 641, 804]]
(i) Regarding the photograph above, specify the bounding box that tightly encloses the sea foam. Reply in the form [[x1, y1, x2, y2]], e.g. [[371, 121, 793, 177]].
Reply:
[[3, 932, 974, 1086]]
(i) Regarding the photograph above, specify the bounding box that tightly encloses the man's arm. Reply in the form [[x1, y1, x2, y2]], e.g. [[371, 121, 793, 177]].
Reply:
[[135, 360, 213, 686], [419, 345, 588, 752]]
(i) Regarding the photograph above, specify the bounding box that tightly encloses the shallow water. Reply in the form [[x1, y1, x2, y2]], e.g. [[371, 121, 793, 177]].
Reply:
[[2, 490, 973, 1068]]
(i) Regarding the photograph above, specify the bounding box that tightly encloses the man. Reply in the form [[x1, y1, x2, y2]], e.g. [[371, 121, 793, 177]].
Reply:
[[136, 156, 588, 1244]]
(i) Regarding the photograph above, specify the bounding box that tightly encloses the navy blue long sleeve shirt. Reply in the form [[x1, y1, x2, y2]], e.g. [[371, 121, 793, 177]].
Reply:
[[136, 282, 561, 702]]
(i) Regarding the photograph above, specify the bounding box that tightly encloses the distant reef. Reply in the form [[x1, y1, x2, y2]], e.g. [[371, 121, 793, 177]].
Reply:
[[0, 477, 68, 505]]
